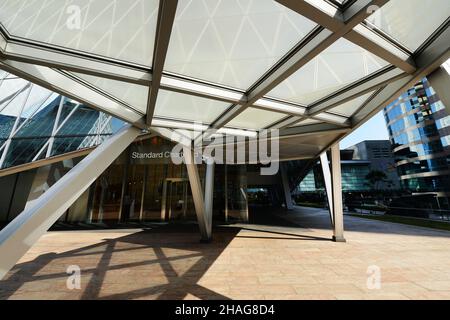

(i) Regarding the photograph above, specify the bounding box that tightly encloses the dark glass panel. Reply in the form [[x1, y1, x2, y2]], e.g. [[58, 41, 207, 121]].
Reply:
[[14, 96, 60, 138], [50, 136, 85, 156], [2, 138, 47, 168], [0, 115, 15, 139], [56, 105, 99, 136]]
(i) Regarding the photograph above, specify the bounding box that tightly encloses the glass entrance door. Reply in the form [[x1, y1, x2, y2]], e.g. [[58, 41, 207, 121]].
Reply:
[[161, 178, 189, 221]]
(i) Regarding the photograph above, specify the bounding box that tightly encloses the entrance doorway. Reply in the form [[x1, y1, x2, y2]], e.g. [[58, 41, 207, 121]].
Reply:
[[161, 178, 190, 221]]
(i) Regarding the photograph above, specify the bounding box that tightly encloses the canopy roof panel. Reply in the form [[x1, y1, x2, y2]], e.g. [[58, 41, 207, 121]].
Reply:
[[0, 0, 159, 66], [227, 107, 287, 129], [0, 0, 448, 162], [365, 0, 450, 52], [266, 37, 389, 105], [164, 0, 317, 90], [153, 89, 229, 124]]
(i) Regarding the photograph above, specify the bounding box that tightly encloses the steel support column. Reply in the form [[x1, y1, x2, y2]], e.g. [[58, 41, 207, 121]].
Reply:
[[320, 145, 346, 242], [204, 161, 215, 240], [280, 163, 294, 210], [330, 143, 345, 242], [0, 124, 141, 280], [320, 152, 334, 226], [183, 146, 212, 242], [224, 164, 228, 222], [428, 66, 450, 114]]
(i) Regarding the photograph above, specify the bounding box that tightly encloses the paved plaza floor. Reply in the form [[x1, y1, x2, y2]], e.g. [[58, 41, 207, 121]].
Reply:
[[2, 207, 450, 300]]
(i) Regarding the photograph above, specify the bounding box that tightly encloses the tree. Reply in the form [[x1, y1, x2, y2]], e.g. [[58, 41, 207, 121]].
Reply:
[[365, 170, 388, 191]]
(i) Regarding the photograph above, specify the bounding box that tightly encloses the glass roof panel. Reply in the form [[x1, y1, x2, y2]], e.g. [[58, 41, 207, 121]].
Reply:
[[164, 0, 317, 90], [71, 72, 149, 113], [366, 0, 450, 52], [0, 75, 31, 117], [227, 107, 286, 129], [0, 0, 159, 66], [289, 118, 322, 127], [174, 129, 202, 140], [153, 90, 229, 124], [327, 91, 375, 117], [313, 112, 347, 124], [266, 38, 388, 105]]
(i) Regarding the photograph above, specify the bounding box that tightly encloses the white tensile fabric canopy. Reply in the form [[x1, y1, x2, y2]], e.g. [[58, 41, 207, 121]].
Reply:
[[0, 0, 448, 160]]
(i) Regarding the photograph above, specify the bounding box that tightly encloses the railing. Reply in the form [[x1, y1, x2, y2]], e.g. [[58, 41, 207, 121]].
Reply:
[[345, 201, 450, 222]]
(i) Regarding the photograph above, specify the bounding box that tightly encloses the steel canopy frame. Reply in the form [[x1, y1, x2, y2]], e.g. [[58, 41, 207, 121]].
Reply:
[[0, 0, 447, 152], [195, 0, 395, 144], [0, 58, 146, 127], [146, 0, 178, 124]]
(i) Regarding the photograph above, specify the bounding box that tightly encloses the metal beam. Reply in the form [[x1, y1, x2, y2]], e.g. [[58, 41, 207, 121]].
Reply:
[[0, 124, 141, 280], [279, 122, 351, 138], [146, 0, 178, 124], [0, 147, 94, 178], [308, 66, 407, 116], [345, 27, 416, 74], [276, 0, 344, 31], [160, 74, 246, 104], [0, 42, 151, 85], [269, 116, 303, 129], [278, 0, 416, 74], [0, 58, 146, 127], [277, 0, 389, 33], [0, 26, 152, 85], [312, 113, 351, 126], [428, 66, 450, 112]]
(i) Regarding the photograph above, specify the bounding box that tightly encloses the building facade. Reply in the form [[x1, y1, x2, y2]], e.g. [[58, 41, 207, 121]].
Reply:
[[0, 72, 118, 169], [346, 140, 400, 190], [383, 77, 450, 208], [296, 150, 372, 193], [0, 132, 257, 228]]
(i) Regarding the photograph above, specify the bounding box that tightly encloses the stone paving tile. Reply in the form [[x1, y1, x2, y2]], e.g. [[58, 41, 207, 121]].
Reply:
[[414, 281, 450, 291], [1, 207, 450, 299]]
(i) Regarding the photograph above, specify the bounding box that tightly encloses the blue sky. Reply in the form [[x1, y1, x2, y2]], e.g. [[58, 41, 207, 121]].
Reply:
[[340, 111, 390, 149]]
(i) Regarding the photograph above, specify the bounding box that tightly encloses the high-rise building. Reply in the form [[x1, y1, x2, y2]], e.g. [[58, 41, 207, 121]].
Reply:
[[383, 77, 450, 207]]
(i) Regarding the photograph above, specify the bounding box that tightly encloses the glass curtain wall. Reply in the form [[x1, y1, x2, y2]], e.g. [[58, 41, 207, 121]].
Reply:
[[0, 72, 119, 169], [0, 134, 252, 229], [384, 78, 450, 196]]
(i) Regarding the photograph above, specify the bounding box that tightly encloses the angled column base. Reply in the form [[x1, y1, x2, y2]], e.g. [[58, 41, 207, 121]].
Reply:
[[332, 235, 347, 243], [200, 237, 213, 244]]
